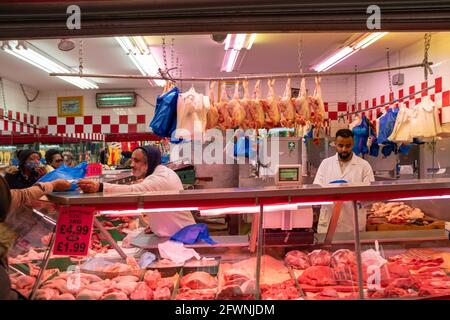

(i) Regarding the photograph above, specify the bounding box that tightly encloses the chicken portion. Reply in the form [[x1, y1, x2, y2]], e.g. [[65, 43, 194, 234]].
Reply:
[[217, 82, 232, 131], [293, 77, 311, 127], [263, 79, 281, 128], [279, 78, 296, 128], [250, 80, 266, 129], [240, 79, 254, 129], [309, 77, 326, 126], [228, 81, 246, 128], [206, 81, 219, 129]]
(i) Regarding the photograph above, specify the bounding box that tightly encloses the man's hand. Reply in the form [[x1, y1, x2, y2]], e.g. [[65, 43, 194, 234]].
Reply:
[[77, 179, 101, 193], [51, 179, 72, 192]]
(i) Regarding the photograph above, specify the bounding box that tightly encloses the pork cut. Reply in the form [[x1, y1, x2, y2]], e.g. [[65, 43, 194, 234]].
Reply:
[[298, 266, 337, 286], [309, 250, 332, 266], [331, 249, 356, 268], [180, 271, 217, 290], [285, 250, 311, 270]]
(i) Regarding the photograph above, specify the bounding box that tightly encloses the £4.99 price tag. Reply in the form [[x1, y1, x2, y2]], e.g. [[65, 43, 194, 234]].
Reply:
[[52, 206, 95, 257]]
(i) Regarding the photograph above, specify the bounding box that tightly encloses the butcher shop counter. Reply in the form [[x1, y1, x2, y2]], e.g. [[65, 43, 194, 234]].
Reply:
[[46, 177, 450, 210]]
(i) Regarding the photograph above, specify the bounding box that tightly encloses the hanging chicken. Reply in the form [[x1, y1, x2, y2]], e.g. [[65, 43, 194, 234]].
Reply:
[[279, 78, 296, 128], [293, 78, 310, 127], [250, 80, 266, 129], [309, 76, 326, 126], [263, 79, 281, 128], [217, 81, 232, 131], [240, 79, 253, 129], [206, 81, 219, 130], [228, 81, 246, 128]]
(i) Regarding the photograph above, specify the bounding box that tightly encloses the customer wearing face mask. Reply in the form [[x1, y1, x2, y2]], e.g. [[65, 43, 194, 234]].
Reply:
[[44, 149, 64, 173], [4, 149, 47, 189]]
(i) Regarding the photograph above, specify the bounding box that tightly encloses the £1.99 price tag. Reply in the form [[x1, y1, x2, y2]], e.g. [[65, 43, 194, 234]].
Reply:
[[52, 206, 95, 257]]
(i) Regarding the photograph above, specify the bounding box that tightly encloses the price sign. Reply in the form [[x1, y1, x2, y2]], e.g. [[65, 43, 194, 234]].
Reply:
[[52, 206, 95, 257], [86, 163, 103, 177]]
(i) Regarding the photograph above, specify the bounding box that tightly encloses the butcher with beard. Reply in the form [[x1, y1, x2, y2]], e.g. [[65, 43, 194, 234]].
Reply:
[[313, 129, 374, 233]]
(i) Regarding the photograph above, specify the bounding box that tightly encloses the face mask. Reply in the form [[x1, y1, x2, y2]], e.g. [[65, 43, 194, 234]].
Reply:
[[25, 161, 40, 170]]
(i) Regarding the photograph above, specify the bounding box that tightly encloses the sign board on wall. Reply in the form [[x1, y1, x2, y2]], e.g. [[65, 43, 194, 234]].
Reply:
[[57, 96, 83, 117]]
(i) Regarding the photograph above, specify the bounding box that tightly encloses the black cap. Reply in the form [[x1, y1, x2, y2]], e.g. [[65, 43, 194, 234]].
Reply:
[[45, 149, 62, 164], [133, 145, 161, 177], [17, 149, 40, 168]]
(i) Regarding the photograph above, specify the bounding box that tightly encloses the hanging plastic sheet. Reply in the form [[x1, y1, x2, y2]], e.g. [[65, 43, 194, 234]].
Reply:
[[150, 86, 179, 138]]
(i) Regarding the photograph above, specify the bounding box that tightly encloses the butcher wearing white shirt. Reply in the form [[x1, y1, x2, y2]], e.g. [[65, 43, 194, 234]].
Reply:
[[313, 129, 375, 233]]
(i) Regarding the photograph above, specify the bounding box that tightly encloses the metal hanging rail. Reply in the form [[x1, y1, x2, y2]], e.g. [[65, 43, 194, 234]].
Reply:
[[49, 62, 432, 82], [339, 85, 436, 119]]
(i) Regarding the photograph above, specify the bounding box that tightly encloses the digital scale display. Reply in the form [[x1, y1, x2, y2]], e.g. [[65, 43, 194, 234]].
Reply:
[[275, 165, 303, 186], [278, 168, 299, 181]]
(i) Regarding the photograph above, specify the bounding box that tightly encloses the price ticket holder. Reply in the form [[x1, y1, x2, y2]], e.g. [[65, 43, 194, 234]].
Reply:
[[30, 206, 128, 299]]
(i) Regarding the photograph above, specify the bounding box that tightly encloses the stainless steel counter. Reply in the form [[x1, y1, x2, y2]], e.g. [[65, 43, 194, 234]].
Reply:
[[47, 178, 450, 209]]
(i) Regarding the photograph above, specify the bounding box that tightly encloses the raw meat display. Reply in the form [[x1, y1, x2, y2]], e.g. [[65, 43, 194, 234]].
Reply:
[[279, 78, 295, 128], [331, 249, 356, 268], [309, 250, 332, 266], [284, 250, 311, 270], [206, 81, 219, 130], [260, 280, 300, 300], [370, 202, 425, 224], [217, 260, 256, 300], [175, 288, 216, 300], [217, 82, 232, 131], [228, 81, 246, 128], [29, 269, 176, 300], [298, 266, 337, 286], [263, 79, 281, 128], [179, 271, 217, 290], [293, 78, 310, 127], [8, 248, 45, 264], [176, 271, 218, 300]]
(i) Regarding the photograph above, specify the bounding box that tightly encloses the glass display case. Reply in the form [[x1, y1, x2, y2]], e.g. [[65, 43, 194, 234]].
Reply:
[[6, 178, 450, 300]]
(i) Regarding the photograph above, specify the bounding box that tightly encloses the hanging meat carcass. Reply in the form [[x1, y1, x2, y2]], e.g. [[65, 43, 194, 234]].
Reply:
[[262, 79, 281, 128], [250, 80, 266, 129], [228, 81, 246, 128], [217, 82, 233, 131], [206, 81, 219, 130], [279, 78, 296, 128], [293, 78, 311, 127], [309, 77, 326, 126]]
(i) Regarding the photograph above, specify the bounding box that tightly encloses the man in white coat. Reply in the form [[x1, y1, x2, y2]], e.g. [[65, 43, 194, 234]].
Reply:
[[78, 145, 195, 237], [314, 129, 374, 233]]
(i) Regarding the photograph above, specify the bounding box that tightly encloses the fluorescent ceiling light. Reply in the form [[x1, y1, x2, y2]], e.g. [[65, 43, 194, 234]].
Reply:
[[3, 41, 98, 89], [354, 32, 388, 50], [313, 32, 388, 72], [221, 33, 256, 73], [115, 36, 165, 87]]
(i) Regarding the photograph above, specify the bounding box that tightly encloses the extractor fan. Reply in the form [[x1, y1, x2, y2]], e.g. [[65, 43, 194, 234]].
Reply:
[[58, 39, 75, 51]]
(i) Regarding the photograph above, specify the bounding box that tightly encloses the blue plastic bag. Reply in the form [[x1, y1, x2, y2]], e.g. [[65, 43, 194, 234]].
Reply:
[[150, 86, 179, 138], [170, 223, 216, 245], [38, 162, 88, 191], [234, 136, 257, 158]]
